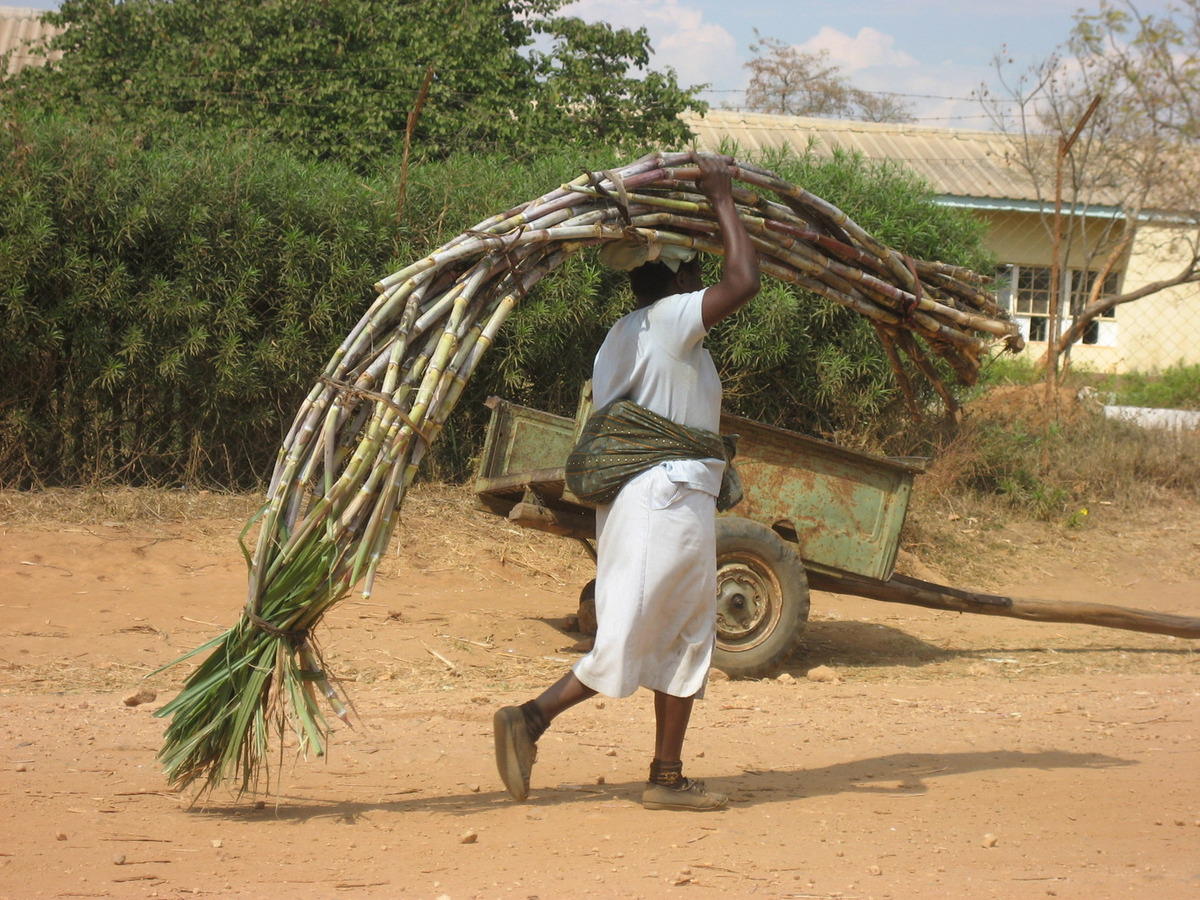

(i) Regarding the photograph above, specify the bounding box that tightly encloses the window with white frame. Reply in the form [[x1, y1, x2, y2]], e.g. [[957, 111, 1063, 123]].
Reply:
[[997, 264, 1119, 345]]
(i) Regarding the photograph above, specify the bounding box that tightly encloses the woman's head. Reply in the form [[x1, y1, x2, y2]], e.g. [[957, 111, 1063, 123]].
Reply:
[[630, 257, 703, 307]]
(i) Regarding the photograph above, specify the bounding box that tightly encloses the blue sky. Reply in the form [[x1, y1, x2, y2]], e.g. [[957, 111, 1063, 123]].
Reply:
[[557, 0, 1177, 127], [16, 0, 1178, 129]]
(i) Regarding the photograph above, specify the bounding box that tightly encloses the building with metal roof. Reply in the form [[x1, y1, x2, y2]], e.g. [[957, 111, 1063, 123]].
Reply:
[[683, 109, 1042, 205], [684, 109, 1199, 373]]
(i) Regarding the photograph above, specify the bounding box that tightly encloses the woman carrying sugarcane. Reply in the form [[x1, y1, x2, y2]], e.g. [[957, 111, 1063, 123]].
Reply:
[[493, 152, 760, 811]]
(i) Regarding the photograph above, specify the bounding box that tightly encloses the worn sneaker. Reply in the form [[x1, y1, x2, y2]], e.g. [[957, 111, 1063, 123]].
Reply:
[[493, 706, 537, 801], [642, 777, 728, 811]]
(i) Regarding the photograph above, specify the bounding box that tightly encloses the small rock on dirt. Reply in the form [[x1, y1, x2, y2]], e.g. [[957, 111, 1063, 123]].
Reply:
[[605, 748, 617, 757], [123, 688, 157, 707], [113, 854, 126, 866], [981, 833, 999, 848], [459, 830, 478, 844], [776, 672, 796, 684], [253, 800, 266, 810], [868, 864, 882, 876], [806, 665, 840, 683], [211, 839, 222, 849], [15, 764, 26, 772], [469, 784, 481, 793], [54, 832, 67, 841]]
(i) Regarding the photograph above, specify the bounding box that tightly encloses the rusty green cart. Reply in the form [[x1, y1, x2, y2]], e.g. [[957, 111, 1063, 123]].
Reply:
[[474, 393, 924, 678], [474, 394, 1200, 678]]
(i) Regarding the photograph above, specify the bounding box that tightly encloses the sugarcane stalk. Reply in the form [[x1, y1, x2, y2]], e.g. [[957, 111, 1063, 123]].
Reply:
[[157, 152, 1022, 798]]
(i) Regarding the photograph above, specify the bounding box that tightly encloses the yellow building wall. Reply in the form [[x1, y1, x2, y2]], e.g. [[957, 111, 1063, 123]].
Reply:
[[968, 210, 1198, 373], [1117, 226, 1200, 371], [977, 209, 1122, 269]]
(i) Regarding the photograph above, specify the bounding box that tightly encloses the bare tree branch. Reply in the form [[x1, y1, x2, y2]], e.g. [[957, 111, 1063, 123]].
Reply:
[[979, 1, 1200, 379]]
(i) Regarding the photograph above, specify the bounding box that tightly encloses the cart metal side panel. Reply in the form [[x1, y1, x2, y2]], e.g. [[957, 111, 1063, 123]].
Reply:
[[721, 414, 917, 582], [476, 399, 574, 489], [476, 398, 918, 582]]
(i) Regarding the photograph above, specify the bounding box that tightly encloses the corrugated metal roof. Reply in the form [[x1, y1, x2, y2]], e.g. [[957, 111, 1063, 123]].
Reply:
[[684, 110, 1200, 215], [0, 6, 62, 76], [682, 109, 1044, 204]]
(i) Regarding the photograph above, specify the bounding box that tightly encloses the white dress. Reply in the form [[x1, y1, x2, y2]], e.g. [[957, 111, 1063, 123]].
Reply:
[[571, 290, 725, 699]]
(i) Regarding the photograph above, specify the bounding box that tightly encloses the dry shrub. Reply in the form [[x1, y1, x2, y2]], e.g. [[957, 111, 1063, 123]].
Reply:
[[921, 384, 1200, 522], [898, 384, 1199, 582]]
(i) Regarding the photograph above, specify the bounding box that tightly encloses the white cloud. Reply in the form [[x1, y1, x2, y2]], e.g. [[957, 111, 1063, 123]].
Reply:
[[554, 6, 1003, 128], [779, 27, 996, 127], [797, 26, 918, 74], [558, 0, 740, 89]]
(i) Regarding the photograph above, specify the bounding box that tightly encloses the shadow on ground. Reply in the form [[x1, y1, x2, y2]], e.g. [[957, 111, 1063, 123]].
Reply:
[[787, 619, 954, 670], [534, 611, 1196, 677], [188, 748, 1133, 821]]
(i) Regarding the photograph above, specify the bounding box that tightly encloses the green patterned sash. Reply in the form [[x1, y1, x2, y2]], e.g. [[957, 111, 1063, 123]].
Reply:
[[565, 399, 742, 511]]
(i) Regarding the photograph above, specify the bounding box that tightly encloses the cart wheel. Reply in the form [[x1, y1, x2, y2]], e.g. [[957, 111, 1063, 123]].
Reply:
[[577, 578, 597, 636], [712, 516, 809, 679]]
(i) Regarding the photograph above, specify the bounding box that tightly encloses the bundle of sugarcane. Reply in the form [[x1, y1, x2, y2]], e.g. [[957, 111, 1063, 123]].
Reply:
[[155, 151, 1023, 796]]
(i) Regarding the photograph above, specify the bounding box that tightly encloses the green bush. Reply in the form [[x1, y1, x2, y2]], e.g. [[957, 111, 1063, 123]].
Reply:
[[1, 114, 992, 487], [1097, 363, 1200, 410], [5, 0, 701, 170], [0, 115, 416, 486]]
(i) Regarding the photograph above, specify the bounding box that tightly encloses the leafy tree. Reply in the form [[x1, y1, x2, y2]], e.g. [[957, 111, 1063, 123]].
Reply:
[[743, 31, 913, 123], [531, 16, 700, 151], [3, 0, 704, 168], [980, 0, 1200, 374]]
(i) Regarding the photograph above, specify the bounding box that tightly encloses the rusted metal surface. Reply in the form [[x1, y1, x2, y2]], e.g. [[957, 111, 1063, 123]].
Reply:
[[476, 397, 577, 486], [474, 398, 595, 537], [719, 413, 919, 581], [476, 396, 917, 580], [476, 396, 1199, 643]]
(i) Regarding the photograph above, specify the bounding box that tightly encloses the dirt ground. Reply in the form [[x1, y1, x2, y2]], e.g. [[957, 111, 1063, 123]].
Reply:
[[1, 485, 1198, 900]]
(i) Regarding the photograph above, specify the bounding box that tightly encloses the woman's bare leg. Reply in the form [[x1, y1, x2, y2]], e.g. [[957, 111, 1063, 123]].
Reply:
[[643, 690, 724, 809], [533, 671, 597, 724], [653, 690, 694, 762]]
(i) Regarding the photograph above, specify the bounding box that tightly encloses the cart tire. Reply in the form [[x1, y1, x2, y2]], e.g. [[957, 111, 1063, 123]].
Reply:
[[577, 578, 597, 636], [712, 516, 809, 678]]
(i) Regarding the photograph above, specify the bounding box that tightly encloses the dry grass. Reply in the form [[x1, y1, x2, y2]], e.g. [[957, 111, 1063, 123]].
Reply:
[[919, 384, 1200, 514], [899, 383, 1200, 583], [383, 482, 595, 590], [0, 486, 263, 527]]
